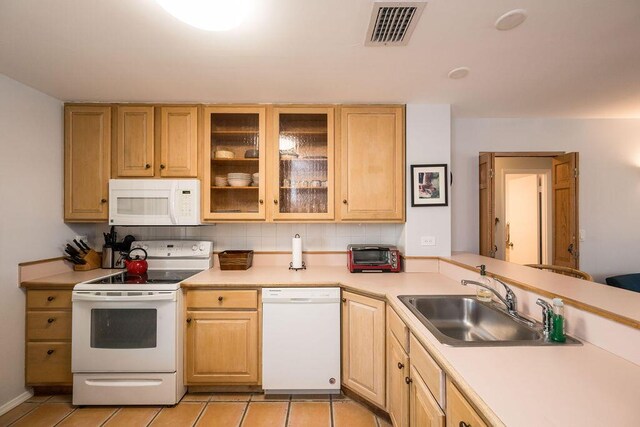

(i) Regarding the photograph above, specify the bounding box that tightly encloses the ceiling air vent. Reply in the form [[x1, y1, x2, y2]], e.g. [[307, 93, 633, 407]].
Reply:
[[365, 1, 427, 46]]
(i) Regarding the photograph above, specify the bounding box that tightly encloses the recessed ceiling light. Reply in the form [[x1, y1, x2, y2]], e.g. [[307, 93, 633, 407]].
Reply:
[[448, 67, 470, 79], [156, 0, 250, 31], [495, 9, 527, 31]]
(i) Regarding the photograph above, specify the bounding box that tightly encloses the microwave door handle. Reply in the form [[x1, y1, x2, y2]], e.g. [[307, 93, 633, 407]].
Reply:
[[169, 182, 178, 225], [72, 293, 176, 302]]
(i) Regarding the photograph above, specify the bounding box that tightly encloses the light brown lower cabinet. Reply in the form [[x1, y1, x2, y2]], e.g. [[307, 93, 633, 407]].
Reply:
[[342, 291, 386, 408], [185, 310, 259, 384], [410, 365, 445, 427], [446, 378, 488, 427], [387, 332, 410, 427]]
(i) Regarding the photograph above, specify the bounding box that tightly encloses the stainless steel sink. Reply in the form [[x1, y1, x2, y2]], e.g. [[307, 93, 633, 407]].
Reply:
[[398, 295, 581, 347]]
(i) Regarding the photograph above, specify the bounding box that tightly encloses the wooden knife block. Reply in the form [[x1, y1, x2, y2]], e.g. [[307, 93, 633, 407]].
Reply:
[[74, 249, 102, 271]]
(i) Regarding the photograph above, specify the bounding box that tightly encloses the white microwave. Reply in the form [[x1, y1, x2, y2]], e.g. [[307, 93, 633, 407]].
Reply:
[[109, 179, 200, 225]]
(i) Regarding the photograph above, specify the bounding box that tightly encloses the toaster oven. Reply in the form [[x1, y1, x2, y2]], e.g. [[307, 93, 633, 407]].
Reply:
[[347, 245, 401, 273]]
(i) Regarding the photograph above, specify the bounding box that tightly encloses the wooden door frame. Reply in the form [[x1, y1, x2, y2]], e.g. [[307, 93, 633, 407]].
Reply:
[[478, 151, 579, 267]]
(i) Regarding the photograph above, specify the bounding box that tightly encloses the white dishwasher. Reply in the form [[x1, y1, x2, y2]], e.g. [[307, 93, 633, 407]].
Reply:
[[262, 287, 341, 394]]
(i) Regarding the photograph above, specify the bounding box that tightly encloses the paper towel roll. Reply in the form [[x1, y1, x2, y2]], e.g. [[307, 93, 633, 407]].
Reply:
[[292, 234, 303, 269]]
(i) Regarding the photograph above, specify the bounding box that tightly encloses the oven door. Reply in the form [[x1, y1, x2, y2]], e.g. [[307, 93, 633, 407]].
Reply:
[[72, 291, 177, 373]]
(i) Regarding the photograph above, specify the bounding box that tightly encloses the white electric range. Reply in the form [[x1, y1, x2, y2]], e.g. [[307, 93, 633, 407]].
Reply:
[[71, 240, 212, 406]]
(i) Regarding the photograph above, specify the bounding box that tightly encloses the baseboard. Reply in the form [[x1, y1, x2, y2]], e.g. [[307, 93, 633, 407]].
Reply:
[[0, 390, 33, 416]]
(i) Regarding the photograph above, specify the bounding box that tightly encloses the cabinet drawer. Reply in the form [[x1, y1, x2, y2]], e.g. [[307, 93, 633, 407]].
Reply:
[[410, 334, 445, 409], [26, 342, 72, 385], [387, 306, 409, 352], [27, 311, 72, 340], [27, 290, 72, 309], [187, 290, 258, 309], [446, 378, 488, 427]]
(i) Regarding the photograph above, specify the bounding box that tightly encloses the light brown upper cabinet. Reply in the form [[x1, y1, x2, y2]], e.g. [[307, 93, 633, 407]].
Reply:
[[339, 106, 405, 221], [158, 106, 199, 177], [202, 106, 267, 221], [115, 106, 155, 177], [64, 105, 111, 222], [270, 107, 335, 221]]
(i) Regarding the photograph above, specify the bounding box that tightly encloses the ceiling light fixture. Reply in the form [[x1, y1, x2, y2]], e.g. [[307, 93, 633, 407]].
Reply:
[[495, 9, 527, 31], [448, 67, 470, 79], [156, 0, 250, 31]]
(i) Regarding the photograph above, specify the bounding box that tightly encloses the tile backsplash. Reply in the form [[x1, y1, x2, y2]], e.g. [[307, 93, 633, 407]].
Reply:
[[96, 224, 404, 252]]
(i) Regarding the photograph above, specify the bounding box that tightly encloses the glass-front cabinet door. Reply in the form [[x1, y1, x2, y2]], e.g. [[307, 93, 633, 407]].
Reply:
[[203, 107, 266, 221], [270, 107, 335, 220]]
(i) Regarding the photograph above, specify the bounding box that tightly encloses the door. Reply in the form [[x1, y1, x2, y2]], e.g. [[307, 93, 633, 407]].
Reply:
[[64, 106, 111, 222], [203, 107, 266, 221], [159, 106, 198, 177], [410, 366, 445, 427], [552, 152, 579, 268], [270, 107, 335, 220], [186, 311, 258, 384], [478, 152, 496, 257], [342, 291, 385, 407], [116, 106, 154, 177], [387, 332, 409, 427], [339, 107, 404, 221], [505, 174, 540, 264]]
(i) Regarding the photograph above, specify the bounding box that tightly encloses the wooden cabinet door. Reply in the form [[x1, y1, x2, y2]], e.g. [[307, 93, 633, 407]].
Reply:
[[479, 152, 496, 257], [342, 291, 386, 407], [552, 152, 579, 268], [185, 310, 259, 384], [159, 106, 198, 177], [387, 332, 409, 427], [410, 366, 445, 427], [446, 378, 487, 427], [116, 106, 154, 177], [64, 105, 111, 221], [339, 106, 404, 221]]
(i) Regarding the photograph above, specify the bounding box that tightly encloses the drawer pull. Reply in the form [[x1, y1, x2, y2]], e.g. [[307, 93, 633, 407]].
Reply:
[[459, 422, 471, 427], [47, 296, 55, 302], [145, 163, 151, 169], [218, 296, 224, 302], [186, 318, 192, 324], [341, 298, 346, 303], [405, 377, 412, 384], [397, 362, 404, 370], [47, 349, 55, 355], [47, 318, 56, 323]]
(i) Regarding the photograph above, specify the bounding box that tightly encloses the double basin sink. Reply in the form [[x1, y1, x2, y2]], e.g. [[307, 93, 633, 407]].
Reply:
[[399, 295, 581, 347]]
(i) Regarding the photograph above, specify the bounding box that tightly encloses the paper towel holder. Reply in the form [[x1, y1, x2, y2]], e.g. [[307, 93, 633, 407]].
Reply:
[[289, 234, 306, 271]]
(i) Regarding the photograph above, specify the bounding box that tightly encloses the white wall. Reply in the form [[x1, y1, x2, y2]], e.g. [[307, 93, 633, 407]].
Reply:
[[402, 105, 452, 256], [0, 74, 91, 408], [452, 118, 640, 282]]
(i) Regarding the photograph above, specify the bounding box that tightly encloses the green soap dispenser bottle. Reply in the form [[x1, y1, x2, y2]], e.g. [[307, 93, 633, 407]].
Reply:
[[550, 298, 567, 343]]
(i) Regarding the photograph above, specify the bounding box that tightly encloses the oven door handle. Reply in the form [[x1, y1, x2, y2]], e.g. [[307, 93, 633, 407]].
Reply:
[[72, 293, 176, 302]]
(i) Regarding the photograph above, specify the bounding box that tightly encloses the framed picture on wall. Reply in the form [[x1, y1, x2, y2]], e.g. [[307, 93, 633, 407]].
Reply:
[[411, 164, 448, 207]]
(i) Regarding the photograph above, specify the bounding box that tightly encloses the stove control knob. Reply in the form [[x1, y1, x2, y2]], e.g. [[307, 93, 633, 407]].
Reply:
[[142, 245, 149, 251], [192, 245, 198, 251], [199, 244, 205, 251]]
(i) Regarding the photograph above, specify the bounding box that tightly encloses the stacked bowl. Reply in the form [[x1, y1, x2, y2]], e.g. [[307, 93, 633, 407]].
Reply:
[[227, 172, 252, 187], [214, 175, 228, 187], [252, 173, 259, 187]]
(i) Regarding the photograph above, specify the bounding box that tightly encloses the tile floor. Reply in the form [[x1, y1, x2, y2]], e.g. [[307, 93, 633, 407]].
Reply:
[[0, 393, 391, 427]]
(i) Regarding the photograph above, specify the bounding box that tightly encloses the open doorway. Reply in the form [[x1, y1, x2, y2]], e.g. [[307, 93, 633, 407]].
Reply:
[[479, 152, 580, 268]]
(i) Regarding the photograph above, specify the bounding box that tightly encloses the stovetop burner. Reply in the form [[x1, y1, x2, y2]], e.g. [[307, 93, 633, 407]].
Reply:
[[88, 270, 202, 285]]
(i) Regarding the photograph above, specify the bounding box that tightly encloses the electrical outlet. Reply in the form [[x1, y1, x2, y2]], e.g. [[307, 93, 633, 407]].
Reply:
[[420, 236, 436, 246]]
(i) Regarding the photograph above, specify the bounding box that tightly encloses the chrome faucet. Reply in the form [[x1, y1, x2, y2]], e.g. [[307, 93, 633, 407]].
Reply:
[[461, 277, 535, 327], [536, 298, 554, 336]]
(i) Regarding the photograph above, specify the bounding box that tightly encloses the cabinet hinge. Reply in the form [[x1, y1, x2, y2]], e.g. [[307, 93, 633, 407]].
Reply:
[[574, 168, 579, 178], [489, 169, 494, 178]]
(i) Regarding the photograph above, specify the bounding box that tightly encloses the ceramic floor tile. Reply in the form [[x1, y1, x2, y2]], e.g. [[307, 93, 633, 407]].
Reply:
[[103, 407, 162, 427], [241, 402, 288, 427], [57, 407, 117, 426], [287, 402, 331, 427], [332, 401, 377, 427], [25, 395, 52, 403], [181, 393, 212, 402], [290, 394, 330, 401], [149, 402, 205, 427], [251, 394, 291, 402], [10, 403, 74, 427], [196, 402, 246, 427], [330, 393, 351, 401], [46, 394, 72, 403], [0, 402, 39, 427], [210, 393, 252, 402]]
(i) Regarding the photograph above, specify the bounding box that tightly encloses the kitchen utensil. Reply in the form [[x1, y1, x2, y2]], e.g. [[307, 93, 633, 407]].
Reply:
[[244, 149, 259, 158], [122, 235, 136, 252], [79, 239, 92, 251], [102, 245, 114, 269], [228, 178, 251, 187], [73, 239, 88, 254], [124, 247, 148, 275], [65, 244, 80, 257]]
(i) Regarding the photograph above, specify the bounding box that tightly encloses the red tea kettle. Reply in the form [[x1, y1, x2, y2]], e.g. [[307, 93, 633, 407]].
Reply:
[[124, 247, 148, 276]]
